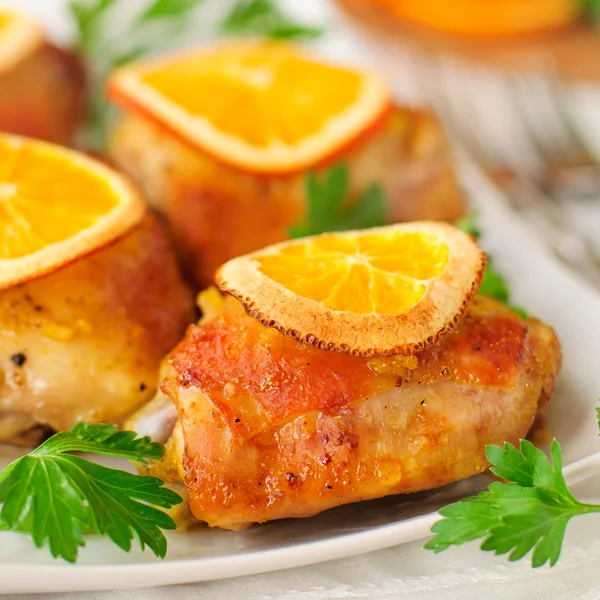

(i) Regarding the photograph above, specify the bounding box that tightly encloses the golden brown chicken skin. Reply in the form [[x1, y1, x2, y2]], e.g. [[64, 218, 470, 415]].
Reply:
[[0, 43, 85, 145], [109, 106, 465, 287], [134, 294, 560, 530], [0, 214, 194, 446]]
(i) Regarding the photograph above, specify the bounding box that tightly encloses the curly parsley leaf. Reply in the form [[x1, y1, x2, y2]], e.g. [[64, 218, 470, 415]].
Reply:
[[425, 439, 600, 567], [220, 0, 323, 39], [0, 424, 181, 563], [289, 164, 388, 238]]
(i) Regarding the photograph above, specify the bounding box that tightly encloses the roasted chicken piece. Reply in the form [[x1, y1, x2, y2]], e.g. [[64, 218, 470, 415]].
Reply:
[[109, 106, 465, 287], [0, 214, 194, 446], [131, 293, 561, 530], [0, 40, 85, 145]]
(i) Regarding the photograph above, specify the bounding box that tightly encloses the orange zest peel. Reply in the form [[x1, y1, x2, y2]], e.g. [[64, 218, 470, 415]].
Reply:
[[216, 221, 486, 356], [0, 134, 146, 290], [107, 41, 391, 175]]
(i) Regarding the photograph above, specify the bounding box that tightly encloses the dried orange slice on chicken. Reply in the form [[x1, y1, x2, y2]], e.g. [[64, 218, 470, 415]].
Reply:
[[108, 42, 391, 175], [0, 134, 145, 289], [0, 9, 43, 73], [217, 222, 486, 356]]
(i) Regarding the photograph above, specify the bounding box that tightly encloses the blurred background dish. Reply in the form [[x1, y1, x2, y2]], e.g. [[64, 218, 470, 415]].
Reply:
[[332, 0, 600, 288], [364, 0, 582, 37], [336, 0, 600, 82], [0, 9, 85, 144]]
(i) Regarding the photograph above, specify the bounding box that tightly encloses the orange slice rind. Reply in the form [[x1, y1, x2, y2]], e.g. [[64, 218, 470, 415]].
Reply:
[[108, 41, 391, 175], [0, 10, 44, 73], [216, 221, 486, 356], [0, 134, 146, 290]]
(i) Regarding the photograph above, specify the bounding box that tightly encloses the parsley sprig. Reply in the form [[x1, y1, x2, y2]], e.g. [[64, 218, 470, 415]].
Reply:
[[289, 164, 387, 238], [0, 423, 181, 563], [456, 213, 528, 317], [221, 0, 323, 39], [425, 436, 600, 567]]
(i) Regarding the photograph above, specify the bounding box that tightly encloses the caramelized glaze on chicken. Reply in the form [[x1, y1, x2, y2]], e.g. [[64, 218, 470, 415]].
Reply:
[[110, 106, 465, 287], [0, 43, 85, 145], [133, 294, 561, 530], [0, 214, 194, 446]]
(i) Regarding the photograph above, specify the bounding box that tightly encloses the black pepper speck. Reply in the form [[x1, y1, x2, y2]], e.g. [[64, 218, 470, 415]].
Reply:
[[10, 353, 26, 367]]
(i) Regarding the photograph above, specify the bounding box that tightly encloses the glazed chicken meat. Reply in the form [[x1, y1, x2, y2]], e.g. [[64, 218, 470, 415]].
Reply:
[[0, 215, 193, 446], [131, 292, 561, 530], [0, 39, 85, 145], [110, 106, 465, 287]]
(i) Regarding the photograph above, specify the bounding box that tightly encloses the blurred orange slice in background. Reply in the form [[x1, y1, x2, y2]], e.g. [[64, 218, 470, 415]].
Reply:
[[0, 9, 43, 72], [108, 42, 391, 174], [375, 0, 581, 36], [217, 221, 486, 356], [0, 134, 146, 289]]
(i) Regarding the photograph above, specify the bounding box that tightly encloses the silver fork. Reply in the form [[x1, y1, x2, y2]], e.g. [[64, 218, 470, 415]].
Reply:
[[409, 55, 600, 290]]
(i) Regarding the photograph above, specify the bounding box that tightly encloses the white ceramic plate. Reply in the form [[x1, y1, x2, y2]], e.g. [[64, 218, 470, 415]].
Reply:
[[2, 2, 600, 592], [1, 162, 600, 594]]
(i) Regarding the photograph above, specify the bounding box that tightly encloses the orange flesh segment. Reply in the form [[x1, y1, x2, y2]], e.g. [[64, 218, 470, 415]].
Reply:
[[0, 138, 118, 258], [141, 48, 364, 148], [257, 231, 449, 314]]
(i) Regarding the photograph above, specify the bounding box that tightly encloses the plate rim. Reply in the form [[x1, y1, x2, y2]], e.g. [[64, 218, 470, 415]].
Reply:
[[0, 453, 598, 594]]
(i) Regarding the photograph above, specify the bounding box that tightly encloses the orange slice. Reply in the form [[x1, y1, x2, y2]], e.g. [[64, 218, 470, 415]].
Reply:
[[0, 134, 146, 289], [216, 222, 486, 356], [108, 42, 391, 175], [376, 0, 580, 37], [0, 9, 44, 73]]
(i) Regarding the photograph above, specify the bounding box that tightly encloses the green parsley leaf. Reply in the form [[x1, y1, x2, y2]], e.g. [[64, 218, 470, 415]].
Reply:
[[137, 0, 204, 23], [581, 0, 600, 24], [479, 261, 510, 304], [424, 438, 600, 567], [455, 213, 528, 318], [69, 0, 206, 149], [220, 0, 323, 40], [0, 423, 181, 563], [454, 213, 482, 239], [69, 0, 118, 52], [32, 422, 166, 462], [289, 164, 388, 238]]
